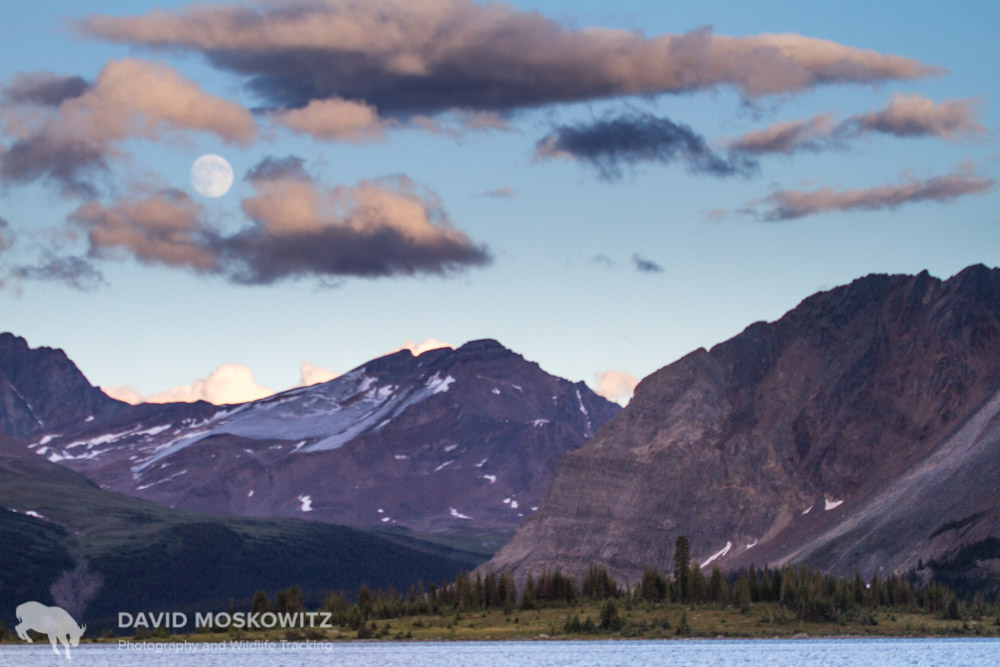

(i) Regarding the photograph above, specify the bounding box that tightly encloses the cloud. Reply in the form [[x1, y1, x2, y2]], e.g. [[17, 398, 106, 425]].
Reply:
[[535, 111, 758, 180], [632, 253, 664, 273], [728, 113, 838, 154], [63, 158, 490, 284], [299, 362, 339, 387], [0, 216, 12, 253], [69, 188, 220, 272], [851, 93, 985, 140], [593, 369, 639, 405], [228, 161, 491, 283], [746, 165, 994, 221], [477, 186, 514, 198], [13, 255, 106, 291], [394, 338, 454, 356], [3, 72, 91, 106], [0, 59, 255, 196], [275, 97, 386, 142], [79, 3, 937, 114], [105, 363, 274, 405], [729, 94, 984, 155], [589, 254, 617, 268]]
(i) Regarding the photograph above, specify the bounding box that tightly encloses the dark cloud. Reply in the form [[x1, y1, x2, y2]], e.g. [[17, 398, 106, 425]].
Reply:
[[13, 255, 106, 291], [230, 168, 491, 283], [746, 166, 994, 221], [632, 253, 664, 273], [79, 3, 937, 114], [3, 72, 91, 106], [0, 133, 107, 198], [244, 155, 309, 182], [535, 112, 758, 180]]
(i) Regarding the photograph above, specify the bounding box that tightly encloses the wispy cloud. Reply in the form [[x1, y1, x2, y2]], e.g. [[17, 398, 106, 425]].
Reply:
[[535, 111, 758, 180], [745, 165, 994, 221], [12, 255, 106, 291], [729, 94, 984, 155], [477, 186, 514, 198], [79, 3, 937, 115]]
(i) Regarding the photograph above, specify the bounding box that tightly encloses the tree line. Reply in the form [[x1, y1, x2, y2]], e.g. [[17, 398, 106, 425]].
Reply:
[[237, 536, 996, 636]]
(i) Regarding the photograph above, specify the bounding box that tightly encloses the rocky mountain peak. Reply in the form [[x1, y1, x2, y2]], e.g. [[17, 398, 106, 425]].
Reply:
[[484, 265, 1000, 588], [0, 332, 121, 439]]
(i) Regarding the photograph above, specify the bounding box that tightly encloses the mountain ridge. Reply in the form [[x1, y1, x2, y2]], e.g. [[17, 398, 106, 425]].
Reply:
[[484, 264, 1000, 592]]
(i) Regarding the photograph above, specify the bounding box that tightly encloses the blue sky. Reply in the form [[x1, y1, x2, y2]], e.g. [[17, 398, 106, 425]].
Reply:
[[1, 0, 997, 405]]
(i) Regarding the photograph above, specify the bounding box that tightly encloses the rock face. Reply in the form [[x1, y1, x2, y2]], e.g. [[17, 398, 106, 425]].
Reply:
[[16, 338, 619, 544], [485, 265, 1000, 587], [0, 333, 124, 439]]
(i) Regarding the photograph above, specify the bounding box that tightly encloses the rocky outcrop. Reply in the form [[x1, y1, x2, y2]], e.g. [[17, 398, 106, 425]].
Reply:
[[485, 265, 1000, 588]]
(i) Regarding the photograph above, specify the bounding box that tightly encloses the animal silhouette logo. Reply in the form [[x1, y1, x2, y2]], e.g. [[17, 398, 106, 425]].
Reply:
[[15, 601, 86, 660]]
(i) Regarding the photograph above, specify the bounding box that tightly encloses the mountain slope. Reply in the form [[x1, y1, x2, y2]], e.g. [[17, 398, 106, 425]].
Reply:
[[9, 338, 619, 548], [0, 454, 475, 630], [485, 265, 1000, 591]]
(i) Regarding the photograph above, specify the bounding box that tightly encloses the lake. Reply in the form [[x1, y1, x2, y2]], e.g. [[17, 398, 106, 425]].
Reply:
[[1, 638, 998, 666]]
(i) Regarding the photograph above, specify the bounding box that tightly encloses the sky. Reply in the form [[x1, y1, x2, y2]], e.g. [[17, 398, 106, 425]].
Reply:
[[1, 0, 997, 406]]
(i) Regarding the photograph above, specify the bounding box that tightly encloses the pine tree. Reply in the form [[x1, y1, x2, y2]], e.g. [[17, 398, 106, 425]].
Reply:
[[674, 535, 691, 603], [251, 591, 270, 614]]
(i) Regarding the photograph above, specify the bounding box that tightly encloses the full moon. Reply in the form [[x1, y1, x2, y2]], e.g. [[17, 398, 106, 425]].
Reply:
[[190, 154, 234, 198]]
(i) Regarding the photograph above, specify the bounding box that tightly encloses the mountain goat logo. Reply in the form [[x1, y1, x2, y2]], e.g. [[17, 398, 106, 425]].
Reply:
[[15, 601, 86, 660]]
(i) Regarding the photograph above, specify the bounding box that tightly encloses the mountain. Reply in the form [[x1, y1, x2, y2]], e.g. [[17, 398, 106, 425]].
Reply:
[[0, 332, 124, 439], [485, 265, 1000, 594], [5, 336, 619, 552], [0, 454, 474, 631]]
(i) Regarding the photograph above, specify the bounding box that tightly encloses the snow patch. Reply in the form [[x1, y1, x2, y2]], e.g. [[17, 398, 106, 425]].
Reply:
[[426, 373, 455, 395], [394, 454, 408, 460], [444, 444, 457, 453], [381, 517, 391, 523], [84, 415, 94, 423], [510, 500, 519, 509], [248, 490, 254, 497], [531, 419, 550, 427], [700, 541, 732, 569], [802, 505, 813, 515], [38, 435, 58, 446], [491, 388, 501, 395], [482, 475, 496, 483], [449, 508, 472, 520], [502, 497, 511, 504], [298, 495, 313, 512], [531, 506, 538, 511], [23, 510, 45, 520], [434, 460, 454, 472], [824, 497, 844, 511], [474, 458, 488, 468], [746, 540, 758, 550], [377, 508, 384, 513], [512, 384, 523, 392]]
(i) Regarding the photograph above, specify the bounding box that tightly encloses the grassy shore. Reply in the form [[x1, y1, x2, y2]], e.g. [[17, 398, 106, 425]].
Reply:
[[11, 602, 995, 644]]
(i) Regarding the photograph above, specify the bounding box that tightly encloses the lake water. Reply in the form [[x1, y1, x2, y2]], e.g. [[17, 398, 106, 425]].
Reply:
[[1, 638, 998, 666]]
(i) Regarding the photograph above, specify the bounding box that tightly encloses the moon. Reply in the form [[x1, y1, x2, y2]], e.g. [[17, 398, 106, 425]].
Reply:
[[190, 154, 234, 198]]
